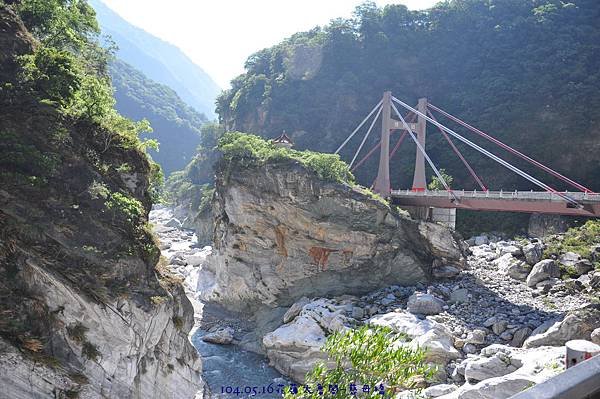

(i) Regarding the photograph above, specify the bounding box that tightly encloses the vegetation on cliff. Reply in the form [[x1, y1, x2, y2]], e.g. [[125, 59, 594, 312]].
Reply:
[[0, 0, 176, 366], [218, 132, 355, 184], [216, 0, 599, 207]]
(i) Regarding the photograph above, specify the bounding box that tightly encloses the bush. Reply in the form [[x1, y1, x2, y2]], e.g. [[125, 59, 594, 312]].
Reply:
[[544, 219, 600, 263], [218, 132, 355, 184], [284, 325, 432, 398]]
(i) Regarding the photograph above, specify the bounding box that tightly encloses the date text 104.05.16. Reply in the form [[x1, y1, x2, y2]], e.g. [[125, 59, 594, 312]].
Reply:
[[220, 382, 386, 396]]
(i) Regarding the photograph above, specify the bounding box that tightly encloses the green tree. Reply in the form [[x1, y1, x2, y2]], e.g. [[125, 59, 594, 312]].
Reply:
[[428, 168, 454, 191]]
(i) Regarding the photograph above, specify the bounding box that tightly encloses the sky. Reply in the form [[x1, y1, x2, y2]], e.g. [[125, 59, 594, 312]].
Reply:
[[101, 0, 439, 88]]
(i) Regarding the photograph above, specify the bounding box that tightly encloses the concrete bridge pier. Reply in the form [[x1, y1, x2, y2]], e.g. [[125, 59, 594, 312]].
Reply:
[[528, 213, 568, 237], [401, 206, 456, 229]]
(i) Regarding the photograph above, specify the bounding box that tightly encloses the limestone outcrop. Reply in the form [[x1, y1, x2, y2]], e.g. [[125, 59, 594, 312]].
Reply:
[[204, 160, 463, 312]]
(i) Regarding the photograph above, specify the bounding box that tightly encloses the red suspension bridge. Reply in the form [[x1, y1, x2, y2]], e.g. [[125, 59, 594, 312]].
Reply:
[[335, 91, 600, 221]]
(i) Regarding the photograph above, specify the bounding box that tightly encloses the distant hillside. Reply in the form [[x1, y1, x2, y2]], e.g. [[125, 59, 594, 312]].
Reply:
[[217, 0, 600, 193], [90, 0, 220, 118], [110, 59, 208, 175]]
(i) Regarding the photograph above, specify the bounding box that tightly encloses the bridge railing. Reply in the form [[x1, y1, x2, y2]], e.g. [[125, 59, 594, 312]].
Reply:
[[389, 189, 600, 202]]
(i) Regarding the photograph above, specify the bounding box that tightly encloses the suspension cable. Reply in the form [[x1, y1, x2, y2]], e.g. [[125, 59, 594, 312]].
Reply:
[[392, 96, 580, 206], [350, 105, 382, 168], [391, 102, 458, 200], [427, 109, 488, 191], [428, 103, 594, 194], [335, 100, 383, 154]]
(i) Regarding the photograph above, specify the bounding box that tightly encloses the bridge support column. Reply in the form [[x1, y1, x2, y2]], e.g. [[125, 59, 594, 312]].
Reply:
[[528, 213, 568, 237], [374, 91, 392, 196], [411, 98, 428, 191], [400, 206, 456, 230]]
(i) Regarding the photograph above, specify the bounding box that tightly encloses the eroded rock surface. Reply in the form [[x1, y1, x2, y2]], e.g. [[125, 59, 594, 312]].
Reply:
[[205, 161, 463, 312]]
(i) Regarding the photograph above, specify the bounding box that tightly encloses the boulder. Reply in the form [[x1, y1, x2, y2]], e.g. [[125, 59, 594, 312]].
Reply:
[[369, 311, 439, 337], [283, 297, 310, 323], [510, 327, 532, 347], [571, 259, 594, 276], [493, 254, 532, 281], [524, 308, 600, 348], [465, 329, 486, 345], [473, 235, 489, 246], [422, 384, 458, 398], [526, 259, 560, 287], [559, 251, 581, 266], [591, 327, 600, 345], [407, 293, 445, 315], [202, 327, 234, 345], [522, 242, 543, 266], [206, 160, 463, 312], [464, 352, 518, 382], [165, 217, 182, 228], [438, 345, 564, 399], [492, 321, 508, 335], [410, 327, 461, 364]]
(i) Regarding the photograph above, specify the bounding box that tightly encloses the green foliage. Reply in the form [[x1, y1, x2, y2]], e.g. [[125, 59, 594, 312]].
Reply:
[[218, 132, 355, 184], [544, 219, 600, 261], [105, 192, 144, 224], [14, 0, 158, 156], [18, 47, 82, 107], [428, 169, 454, 191], [284, 325, 431, 398]]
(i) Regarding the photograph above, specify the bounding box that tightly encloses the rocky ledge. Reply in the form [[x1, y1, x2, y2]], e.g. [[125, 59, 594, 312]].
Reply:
[[202, 159, 463, 313]]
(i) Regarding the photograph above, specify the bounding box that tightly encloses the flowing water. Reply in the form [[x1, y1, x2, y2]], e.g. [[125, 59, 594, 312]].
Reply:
[[150, 207, 286, 398]]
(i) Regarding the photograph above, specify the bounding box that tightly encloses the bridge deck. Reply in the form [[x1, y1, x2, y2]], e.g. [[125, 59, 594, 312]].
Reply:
[[390, 190, 600, 216]]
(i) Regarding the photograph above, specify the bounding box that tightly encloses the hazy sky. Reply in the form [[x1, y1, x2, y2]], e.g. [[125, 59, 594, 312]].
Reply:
[[101, 0, 439, 88]]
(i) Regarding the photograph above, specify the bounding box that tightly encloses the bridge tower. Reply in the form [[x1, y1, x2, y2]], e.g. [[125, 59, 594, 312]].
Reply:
[[411, 98, 428, 191], [373, 91, 392, 196]]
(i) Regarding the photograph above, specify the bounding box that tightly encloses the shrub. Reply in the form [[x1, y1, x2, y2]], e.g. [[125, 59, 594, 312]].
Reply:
[[218, 132, 355, 184], [105, 192, 144, 224], [543, 219, 600, 263], [284, 325, 432, 398]]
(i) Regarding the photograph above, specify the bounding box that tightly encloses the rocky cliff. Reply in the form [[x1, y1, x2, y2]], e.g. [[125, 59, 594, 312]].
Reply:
[[0, 7, 203, 398], [204, 159, 463, 313]]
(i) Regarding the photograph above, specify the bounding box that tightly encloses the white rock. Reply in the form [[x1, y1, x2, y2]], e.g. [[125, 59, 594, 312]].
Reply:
[[202, 327, 234, 345], [410, 327, 461, 364], [523, 242, 543, 266], [283, 297, 310, 323], [369, 311, 439, 337], [526, 259, 560, 287], [422, 384, 458, 398], [493, 254, 531, 281], [524, 313, 595, 348], [407, 293, 445, 315], [464, 352, 518, 382]]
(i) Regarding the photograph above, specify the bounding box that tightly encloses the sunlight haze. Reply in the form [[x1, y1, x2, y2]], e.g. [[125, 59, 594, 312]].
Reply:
[[100, 0, 440, 88]]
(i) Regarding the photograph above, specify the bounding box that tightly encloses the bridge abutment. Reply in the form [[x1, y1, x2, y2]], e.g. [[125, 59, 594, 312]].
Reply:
[[528, 213, 568, 237], [402, 206, 456, 229]]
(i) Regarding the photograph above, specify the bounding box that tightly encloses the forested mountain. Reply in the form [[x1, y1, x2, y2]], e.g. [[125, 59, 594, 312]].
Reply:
[[216, 0, 600, 194], [89, 0, 220, 118], [110, 59, 207, 175]]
